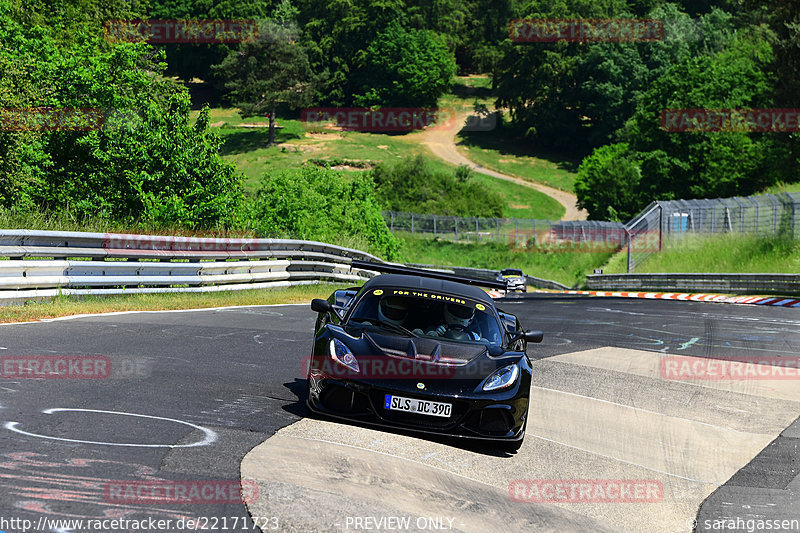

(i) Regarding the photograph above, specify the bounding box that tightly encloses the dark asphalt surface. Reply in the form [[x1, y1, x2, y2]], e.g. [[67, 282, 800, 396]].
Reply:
[[0, 295, 797, 532]]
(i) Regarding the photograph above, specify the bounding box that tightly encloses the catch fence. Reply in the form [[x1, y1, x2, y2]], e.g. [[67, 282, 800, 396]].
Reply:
[[386, 191, 800, 272]]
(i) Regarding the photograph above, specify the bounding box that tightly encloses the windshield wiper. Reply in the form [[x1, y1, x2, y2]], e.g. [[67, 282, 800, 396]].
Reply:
[[350, 318, 417, 337]]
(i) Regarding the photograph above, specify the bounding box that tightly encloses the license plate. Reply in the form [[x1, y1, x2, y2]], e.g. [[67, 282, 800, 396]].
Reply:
[[384, 395, 452, 418]]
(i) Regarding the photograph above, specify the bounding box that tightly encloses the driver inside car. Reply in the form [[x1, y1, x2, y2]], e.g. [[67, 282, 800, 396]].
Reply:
[[413, 302, 481, 341], [377, 296, 409, 326]]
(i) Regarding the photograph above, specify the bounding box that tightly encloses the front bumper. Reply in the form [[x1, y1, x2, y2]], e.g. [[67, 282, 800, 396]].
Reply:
[[307, 377, 528, 441]]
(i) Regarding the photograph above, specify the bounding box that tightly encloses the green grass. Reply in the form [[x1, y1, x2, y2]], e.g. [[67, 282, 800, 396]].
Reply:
[[602, 234, 800, 274], [194, 108, 468, 190], [0, 207, 256, 237], [457, 127, 580, 193], [470, 173, 564, 220], [397, 236, 612, 287], [0, 283, 356, 323], [189, 76, 569, 220], [763, 181, 800, 195], [194, 110, 562, 219]]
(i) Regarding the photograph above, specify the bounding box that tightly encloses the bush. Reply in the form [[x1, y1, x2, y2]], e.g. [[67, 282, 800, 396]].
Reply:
[[372, 156, 504, 217], [241, 166, 398, 259]]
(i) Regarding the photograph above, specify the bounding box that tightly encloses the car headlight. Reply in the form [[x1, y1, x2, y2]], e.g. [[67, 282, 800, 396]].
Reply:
[[329, 338, 359, 373], [483, 364, 519, 391]]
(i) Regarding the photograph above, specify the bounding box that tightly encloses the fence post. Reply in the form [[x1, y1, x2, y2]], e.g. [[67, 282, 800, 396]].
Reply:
[[749, 197, 759, 233], [496, 218, 500, 242], [626, 228, 633, 273], [475, 217, 479, 243], [732, 197, 745, 233], [767, 194, 778, 234], [390, 211, 394, 233], [433, 215, 437, 238], [786, 192, 797, 237], [454, 217, 458, 241], [411, 213, 414, 236], [711, 205, 717, 233], [515, 218, 518, 245], [658, 204, 663, 252]]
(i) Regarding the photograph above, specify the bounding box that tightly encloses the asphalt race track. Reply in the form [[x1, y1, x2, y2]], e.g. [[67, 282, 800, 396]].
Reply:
[[0, 295, 798, 532]]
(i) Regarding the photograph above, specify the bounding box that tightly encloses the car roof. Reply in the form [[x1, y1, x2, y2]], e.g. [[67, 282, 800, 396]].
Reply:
[[361, 273, 495, 306]]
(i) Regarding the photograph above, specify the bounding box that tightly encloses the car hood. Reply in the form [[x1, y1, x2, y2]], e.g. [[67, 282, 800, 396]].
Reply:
[[362, 330, 487, 365]]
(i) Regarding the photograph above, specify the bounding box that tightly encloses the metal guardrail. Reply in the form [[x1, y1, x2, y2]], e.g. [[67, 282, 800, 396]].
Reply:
[[0, 230, 388, 304], [586, 273, 800, 295], [406, 263, 569, 291]]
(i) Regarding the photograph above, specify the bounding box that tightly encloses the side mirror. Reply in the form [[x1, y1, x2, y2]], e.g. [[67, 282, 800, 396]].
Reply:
[[311, 298, 332, 314], [523, 330, 543, 343]]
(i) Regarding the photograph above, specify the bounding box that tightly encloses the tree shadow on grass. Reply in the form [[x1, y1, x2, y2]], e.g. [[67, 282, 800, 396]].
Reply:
[[450, 79, 493, 100], [219, 129, 304, 155], [458, 129, 582, 174]]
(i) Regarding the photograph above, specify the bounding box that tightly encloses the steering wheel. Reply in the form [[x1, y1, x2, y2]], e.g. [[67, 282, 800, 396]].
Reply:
[[443, 324, 470, 341]]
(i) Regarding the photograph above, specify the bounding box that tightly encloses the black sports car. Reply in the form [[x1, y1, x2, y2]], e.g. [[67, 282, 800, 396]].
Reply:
[[306, 264, 542, 450]]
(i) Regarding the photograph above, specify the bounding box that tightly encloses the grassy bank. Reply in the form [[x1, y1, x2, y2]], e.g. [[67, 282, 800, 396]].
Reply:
[[602, 234, 800, 274], [0, 284, 354, 323], [190, 76, 566, 221], [456, 128, 580, 193], [398, 236, 612, 287]]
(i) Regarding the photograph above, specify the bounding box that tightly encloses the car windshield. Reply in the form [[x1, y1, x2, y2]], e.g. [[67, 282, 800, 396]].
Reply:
[[501, 269, 523, 277], [348, 288, 504, 346]]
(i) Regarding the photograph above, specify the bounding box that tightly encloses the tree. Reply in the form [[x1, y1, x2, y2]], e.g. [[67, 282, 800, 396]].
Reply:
[[575, 143, 642, 221], [215, 16, 316, 145], [0, 0, 243, 227], [620, 31, 777, 199], [243, 166, 399, 258], [353, 22, 456, 107]]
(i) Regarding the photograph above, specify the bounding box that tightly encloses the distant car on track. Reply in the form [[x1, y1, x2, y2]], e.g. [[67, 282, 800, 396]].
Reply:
[[306, 262, 542, 451], [497, 268, 527, 292]]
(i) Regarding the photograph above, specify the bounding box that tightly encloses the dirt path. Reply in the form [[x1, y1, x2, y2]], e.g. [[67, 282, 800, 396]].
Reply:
[[421, 111, 587, 221]]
